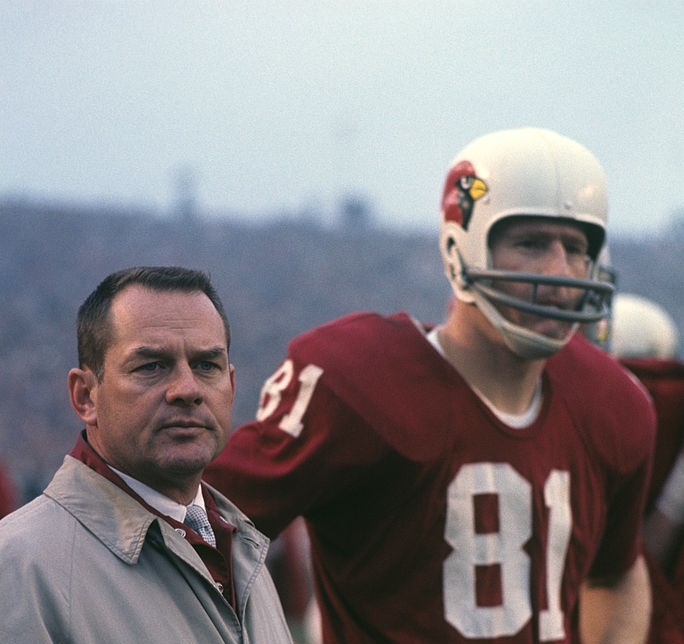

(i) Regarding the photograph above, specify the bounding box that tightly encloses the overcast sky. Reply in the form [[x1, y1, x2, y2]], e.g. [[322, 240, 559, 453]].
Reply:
[[2, 1, 683, 236]]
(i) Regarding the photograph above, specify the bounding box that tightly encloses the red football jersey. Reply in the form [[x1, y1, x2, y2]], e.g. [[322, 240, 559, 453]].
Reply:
[[618, 358, 684, 507], [618, 357, 684, 643], [206, 312, 655, 643]]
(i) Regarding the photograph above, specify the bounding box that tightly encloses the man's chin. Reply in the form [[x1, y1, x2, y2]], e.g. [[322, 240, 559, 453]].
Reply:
[[158, 444, 218, 476]]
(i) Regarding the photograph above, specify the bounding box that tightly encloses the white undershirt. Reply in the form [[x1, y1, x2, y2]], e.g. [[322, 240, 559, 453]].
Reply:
[[426, 326, 542, 429], [109, 465, 205, 523]]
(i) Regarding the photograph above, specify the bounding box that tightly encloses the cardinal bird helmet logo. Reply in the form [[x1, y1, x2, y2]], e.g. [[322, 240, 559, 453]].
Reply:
[[441, 160, 488, 231]]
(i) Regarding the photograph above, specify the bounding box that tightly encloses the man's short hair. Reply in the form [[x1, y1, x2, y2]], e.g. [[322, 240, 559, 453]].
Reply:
[[77, 266, 230, 380]]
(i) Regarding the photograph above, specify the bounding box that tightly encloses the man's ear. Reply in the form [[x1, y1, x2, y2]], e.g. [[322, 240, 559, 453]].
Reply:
[[67, 367, 99, 426], [229, 363, 236, 405]]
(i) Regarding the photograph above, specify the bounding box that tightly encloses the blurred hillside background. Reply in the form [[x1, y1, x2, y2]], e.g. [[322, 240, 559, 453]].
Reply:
[[1, 195, 683, 502]]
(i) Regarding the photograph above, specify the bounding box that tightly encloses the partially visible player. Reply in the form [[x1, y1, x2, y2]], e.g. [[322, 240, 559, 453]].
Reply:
[[609, 293, 684, 642], [610, 293, 683, 536], [612, 293, 682, 509], [206, 128, 655, 643]]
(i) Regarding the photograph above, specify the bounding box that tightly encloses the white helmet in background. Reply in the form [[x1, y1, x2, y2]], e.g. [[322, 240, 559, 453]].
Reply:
[[612, 293, 679, 359], [440, 127, 614, 359]]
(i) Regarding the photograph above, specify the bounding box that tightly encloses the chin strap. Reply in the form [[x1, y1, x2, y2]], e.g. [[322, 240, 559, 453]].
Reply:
[[470, 288, 575, 360]]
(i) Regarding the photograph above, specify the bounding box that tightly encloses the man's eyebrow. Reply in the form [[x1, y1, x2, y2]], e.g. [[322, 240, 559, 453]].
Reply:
[[129, 346, 167, 359], [195, 347, 228, 359], [510, 228, 586, 242], [128, 346, 227, 359]]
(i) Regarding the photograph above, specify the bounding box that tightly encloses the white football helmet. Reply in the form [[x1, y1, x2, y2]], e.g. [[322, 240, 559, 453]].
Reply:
[[612, 293, 679, 359], [440, 127, 614, 359]]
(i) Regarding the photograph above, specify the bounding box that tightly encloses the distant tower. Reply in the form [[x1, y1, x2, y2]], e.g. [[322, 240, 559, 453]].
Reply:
[[338, 193, 373, 231], [172, 165, 198, 221]]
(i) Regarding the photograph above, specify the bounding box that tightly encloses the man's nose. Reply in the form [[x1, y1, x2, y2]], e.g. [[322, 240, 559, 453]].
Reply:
[[166, 364, 203, 406], [544, 240, 574, 276]]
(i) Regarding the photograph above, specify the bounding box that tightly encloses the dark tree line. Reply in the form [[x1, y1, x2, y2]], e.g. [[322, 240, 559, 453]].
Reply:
[[1, 198, 682, 501]]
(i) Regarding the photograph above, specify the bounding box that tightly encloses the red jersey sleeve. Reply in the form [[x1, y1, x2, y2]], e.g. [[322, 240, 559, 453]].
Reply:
[[204, 346, 391, 538]]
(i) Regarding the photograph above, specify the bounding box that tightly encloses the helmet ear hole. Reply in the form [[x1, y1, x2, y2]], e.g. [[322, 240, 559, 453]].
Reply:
[[442, 235, 459, 280]]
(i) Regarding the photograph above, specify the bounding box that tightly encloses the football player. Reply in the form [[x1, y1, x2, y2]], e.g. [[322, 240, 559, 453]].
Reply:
[[205, 128, 655, 643], [608, 293, 684, 642]]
